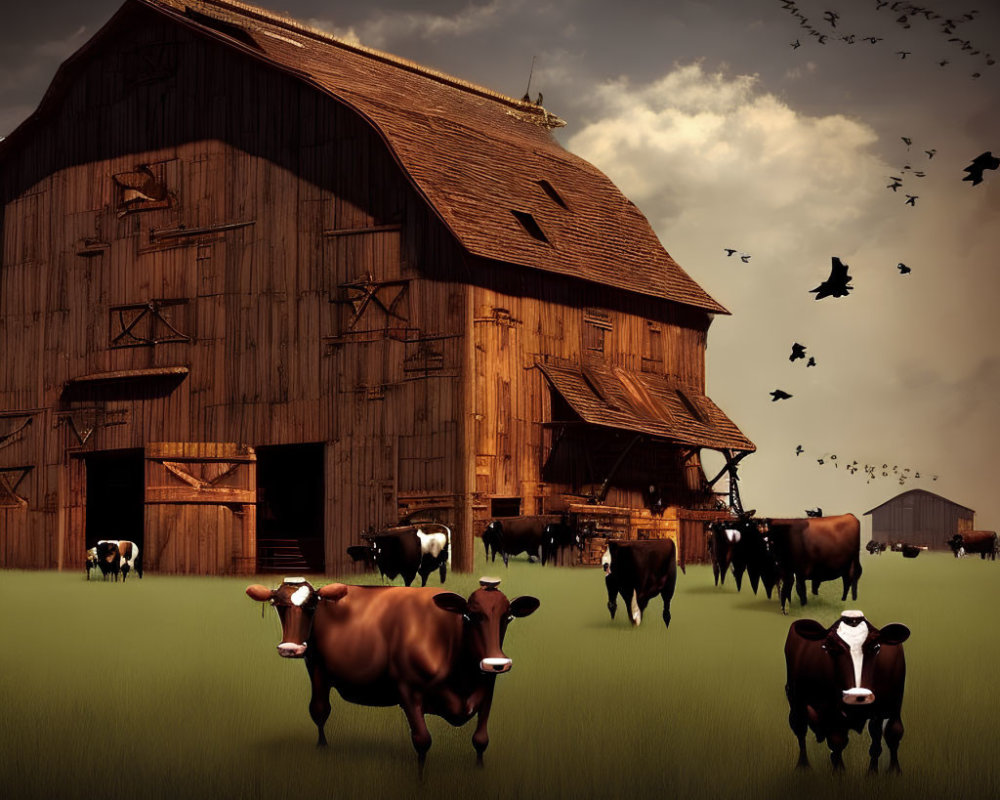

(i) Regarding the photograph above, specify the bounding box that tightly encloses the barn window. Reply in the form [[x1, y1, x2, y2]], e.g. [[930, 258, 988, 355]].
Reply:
[[511, 210, 549, 244], [537, 180, 569, 210], [490, 497, 521, 518], [583, 308, 612, 354], [675, 388, 706, 424], [641, 324, 664, 373], [113, 164, 171, 216]]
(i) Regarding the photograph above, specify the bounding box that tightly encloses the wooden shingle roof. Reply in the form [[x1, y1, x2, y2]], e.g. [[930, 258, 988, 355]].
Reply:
[[99, 0, 728, 313], [864, 489, 974, 516], [538, 360, 755, 452]]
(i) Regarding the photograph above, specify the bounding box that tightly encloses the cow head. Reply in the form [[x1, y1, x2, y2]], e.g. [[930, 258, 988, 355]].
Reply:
[[945, 534, 964, 555], [791, 611, 910, 706], [245, 578, 349, 658], [432, 578, 539, 674]]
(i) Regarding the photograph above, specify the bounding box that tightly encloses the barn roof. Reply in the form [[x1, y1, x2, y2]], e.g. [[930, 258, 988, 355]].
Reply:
[[864, 489, 975, 516], [537, 360, 755, 452], [1, 0, 727, 314]]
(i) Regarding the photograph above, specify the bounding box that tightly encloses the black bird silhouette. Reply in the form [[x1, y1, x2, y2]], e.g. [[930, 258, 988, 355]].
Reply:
[[901, 136, 912, 148], [795, 445, 804, 456], [887, 177, 903, 191], [740, 253, 751, 263], [896, 50, 911, 59], [864, 36, 884, 43], [962, 151, 1000, 185], [905, 194, 918, 205], [897, 262, 911, 274], [823, 10, 839, 27], [789, 342, 807, 362], [807, 356, 816, 367], [791, 39, 801, 49], [724, 248, 738, 256], [810, 256, 854, 299], [770, 389, 793, 402]]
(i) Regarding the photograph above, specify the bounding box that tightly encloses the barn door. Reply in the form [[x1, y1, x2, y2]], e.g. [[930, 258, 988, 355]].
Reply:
[[144, 443, 256, 575]]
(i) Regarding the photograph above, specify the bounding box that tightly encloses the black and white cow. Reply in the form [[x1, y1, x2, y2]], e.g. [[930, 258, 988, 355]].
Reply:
[[600, 538, 679, 628], [346, 525, 451, 586], [87, 540, 142, 582]]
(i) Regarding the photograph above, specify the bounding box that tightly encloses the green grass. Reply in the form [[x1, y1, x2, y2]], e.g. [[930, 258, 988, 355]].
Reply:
[[2, 550, 998, 799]]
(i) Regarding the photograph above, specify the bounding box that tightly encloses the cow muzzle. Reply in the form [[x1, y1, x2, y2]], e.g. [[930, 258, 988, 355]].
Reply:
[[480, 657, 512, 674], [842, 688, 874, 706], [277, 642, 307, 658]]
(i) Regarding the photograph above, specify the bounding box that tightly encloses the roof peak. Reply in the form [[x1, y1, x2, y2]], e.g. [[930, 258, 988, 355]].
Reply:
[[145, 0, 565, 127]]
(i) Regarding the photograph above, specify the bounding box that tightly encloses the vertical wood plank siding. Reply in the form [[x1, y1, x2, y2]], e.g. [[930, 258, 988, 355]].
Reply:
[[0, 11, 719, 573], [868, 491, 976, 550]]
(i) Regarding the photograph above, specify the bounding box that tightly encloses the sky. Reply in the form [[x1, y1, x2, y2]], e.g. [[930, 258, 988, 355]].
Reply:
[[2, 0, 998, 534]]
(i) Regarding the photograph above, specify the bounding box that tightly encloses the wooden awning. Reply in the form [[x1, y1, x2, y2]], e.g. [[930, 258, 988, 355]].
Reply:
[[537, 360, 755, 453], [64, 366, 189, 387]]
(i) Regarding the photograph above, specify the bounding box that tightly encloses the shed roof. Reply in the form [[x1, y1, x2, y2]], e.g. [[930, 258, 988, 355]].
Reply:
[[1, 0, 727, 314], [864, 488, 975, 516], [537, 360, 755, 453]]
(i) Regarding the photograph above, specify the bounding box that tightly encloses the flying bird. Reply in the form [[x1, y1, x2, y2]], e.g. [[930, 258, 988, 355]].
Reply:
[[823, 10, 839, 27], [905, 194, 918, 205], [740, 253, 751, 263], [795, 445, 804, 456], [897, 262, 911, 274], [810, 256, 854, 299], [896, 50, 911, 59], [901, 136, 912, 148], [724, 248, 738, 256], [864, 36, 884, 43], [791, 39, 801, 49], [789, 342, 807, 362], [807, 356, 817, 367], [963, 151, 1000, 185], [770, 389, 793, 402], [887, 177, 903, 191]]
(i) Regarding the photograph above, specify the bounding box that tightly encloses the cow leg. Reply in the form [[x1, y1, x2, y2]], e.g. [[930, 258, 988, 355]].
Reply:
[[779, 577, 792, 614], [398, 686, 432, 776], [439, 561, 447, 583], [867, 718, 884, 773], [849, 561, 862, 601], [827, 729, 848, 771], [307, 665, 331, 747], [630, 591, 645, 626], [811, 579, 820, 596], [795, 575, 808, 606], [884, 716, 904, 773], [787, 705, 810, 768], [605, 574, 618, 620], [403, 570, 417, 587], [471, 685, 496, 766]]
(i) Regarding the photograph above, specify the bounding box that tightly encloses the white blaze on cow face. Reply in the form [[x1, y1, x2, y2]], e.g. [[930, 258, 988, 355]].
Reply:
[[836, 610, 873, 705], [290, 585, 311, 607], [724, 528, 741, 544], [601, 546, 612, 575]]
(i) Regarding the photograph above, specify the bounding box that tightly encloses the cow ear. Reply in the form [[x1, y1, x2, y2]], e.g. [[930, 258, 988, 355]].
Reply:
[[878, 623, 910, 646], [246, 584, 273, 602], [508, 596, 540, 618], [433, 592, 469, 615], [790, 619, 827, 641], [318, 583, 349, 602]]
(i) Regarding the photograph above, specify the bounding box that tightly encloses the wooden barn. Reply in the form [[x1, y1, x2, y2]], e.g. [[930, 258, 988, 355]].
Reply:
[[0, 0, 754, 576], [864, 489, 976, 551]]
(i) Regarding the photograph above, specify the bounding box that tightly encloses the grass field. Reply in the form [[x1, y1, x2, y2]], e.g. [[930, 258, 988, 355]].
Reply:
[[2, 550, 998, 800]]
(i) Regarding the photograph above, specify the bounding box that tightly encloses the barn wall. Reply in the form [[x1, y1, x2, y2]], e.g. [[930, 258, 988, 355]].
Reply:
[[0, 10, 470, 573]]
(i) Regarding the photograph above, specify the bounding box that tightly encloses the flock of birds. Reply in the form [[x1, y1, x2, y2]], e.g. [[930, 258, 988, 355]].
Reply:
[[779, 0, 995, 80]]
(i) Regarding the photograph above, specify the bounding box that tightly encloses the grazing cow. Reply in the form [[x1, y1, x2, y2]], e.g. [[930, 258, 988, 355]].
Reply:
[[758, 514, 862, 614], [114, 540, 141, 581], [900, 544, 926, 559], [784, 610, 910, 772], [91, 540, 142, 581], [245, 576, 539, 773], [866, 540, 887, 556], [347, 525, 450, 587], [481, 516, 561, 566], [946, 531, 998, 560], [600, 538, 680, 627]]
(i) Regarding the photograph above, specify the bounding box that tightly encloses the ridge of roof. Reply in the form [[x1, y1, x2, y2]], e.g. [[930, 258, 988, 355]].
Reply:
[[863, 487, 974, 516], [144, 0, 566, 128]]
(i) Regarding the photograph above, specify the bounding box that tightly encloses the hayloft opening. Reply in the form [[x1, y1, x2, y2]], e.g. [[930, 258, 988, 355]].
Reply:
[[490, 497, 521, 518], [537, 179, 569, 209], [256, 443, 325, 573], [85, 449, 144, 550]]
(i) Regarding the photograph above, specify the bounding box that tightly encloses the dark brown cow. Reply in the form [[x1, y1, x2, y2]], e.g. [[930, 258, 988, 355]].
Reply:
[[946, 531, 998, 560], [347, 525, 450, 587], [759, 514, 862, 614], [600, 538, 680, 627], [784, 610, 910, 772], [245, 576, 539, 772], [482, 516, 560, 566]]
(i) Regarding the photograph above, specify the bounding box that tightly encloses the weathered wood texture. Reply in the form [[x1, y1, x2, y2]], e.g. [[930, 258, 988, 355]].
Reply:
[[866, 489, 975, 551], [0, 4, 740, 575]]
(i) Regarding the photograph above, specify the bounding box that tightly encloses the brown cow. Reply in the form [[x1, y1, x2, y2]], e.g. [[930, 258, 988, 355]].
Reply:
[[245, 577, 539, 773], [784, 610, 910, 772], [600, 538, 680, 627], [758, 514, 862, 614], [946, 531, 998, 560]]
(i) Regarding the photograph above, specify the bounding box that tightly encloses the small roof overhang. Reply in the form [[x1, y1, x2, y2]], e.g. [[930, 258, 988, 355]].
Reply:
[[536, 360, 755, 453], [64, 366, 190, 387]]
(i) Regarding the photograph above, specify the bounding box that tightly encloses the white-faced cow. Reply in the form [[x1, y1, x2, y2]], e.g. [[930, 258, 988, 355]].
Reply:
[[946, 531, 998, 560], [245, 576, 539, 774], [758, 514, 862, 614], [784, 610, 910, 772], [346, 525, 450, 587], [600, 538, 680, 628]]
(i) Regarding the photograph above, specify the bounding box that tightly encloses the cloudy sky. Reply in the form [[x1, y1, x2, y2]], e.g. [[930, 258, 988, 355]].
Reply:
[[3, 0, 998, 533]]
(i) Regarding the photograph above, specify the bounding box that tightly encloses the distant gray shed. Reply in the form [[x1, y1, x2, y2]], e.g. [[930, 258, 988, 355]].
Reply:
[[864, 489, 975, 550]]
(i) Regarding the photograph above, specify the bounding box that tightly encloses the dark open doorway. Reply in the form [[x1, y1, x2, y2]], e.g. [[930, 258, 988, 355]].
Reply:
[[85, 449, 145, 549], [256, 443, 325, 573]]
